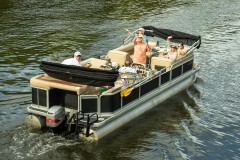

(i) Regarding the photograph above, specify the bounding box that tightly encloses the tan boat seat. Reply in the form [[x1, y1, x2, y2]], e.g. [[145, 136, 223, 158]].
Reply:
[[30, 74, 89, 95], [115, 43, 134, 53], [151, 57, 173, 71], [81, 58, 109, 69], [148, 42, 158, 48], [107, 50, 133, 67], [30, 74, 109, 95]]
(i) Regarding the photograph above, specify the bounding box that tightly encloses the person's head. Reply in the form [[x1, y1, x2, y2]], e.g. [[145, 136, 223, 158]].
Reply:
[[74, 51, 82, 61], [135, 31, 139, 36], [178, 42, 184, 49], [170, 45, 177, 52], [138, 28, 145, 34], [136, 34, 144, 42]]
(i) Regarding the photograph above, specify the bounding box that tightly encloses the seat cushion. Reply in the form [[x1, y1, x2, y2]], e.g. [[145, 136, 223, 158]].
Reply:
[[151, 57, 173, 71], [107, 50, 133, 67]]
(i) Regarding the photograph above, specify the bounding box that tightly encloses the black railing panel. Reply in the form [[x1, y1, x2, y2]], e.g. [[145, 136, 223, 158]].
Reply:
[[141, 77, 159, 96], [38, 89, 47, 107], [49, 89, 61, 107], [161, 71, 170, 84], [122, 87, 140, 106], [61, 90, 78, 110], [172, 65, 182, 79], [183, 59, 193, 73], [32, 88, 38, 105], [82, 98, 98, 113], [101, 93, 121, 112]]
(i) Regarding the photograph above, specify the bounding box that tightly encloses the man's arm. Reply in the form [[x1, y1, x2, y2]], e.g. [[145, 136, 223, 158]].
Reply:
[[125, 28, 133, 36], [167, 36, 173, 48]]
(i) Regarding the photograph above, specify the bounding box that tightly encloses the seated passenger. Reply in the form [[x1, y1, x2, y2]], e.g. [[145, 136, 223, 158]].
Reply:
[[159, 36, 177, 61], [133, 34, 150, 67], [164, 45, 177, 61], [62, 51, 92, 68], [178, 42, 187, 56]]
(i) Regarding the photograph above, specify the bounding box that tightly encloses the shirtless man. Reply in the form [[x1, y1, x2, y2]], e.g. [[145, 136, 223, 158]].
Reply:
[[178, 42, 187, 56], [168, 36, 186, 56], [133, 34, 150, 67]]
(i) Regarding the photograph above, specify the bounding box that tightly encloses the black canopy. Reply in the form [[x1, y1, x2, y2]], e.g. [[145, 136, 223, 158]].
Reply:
[[143, 26, 201, 48], [39, 61, 119, 87]]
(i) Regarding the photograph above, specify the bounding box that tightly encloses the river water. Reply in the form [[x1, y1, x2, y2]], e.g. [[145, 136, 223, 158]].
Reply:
[[0, 0, 239, 159]]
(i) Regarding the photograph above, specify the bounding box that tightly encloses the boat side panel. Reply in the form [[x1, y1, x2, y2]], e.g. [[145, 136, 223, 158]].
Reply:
[[100, 93, 121, 112], [122, 87, 140, 106], [140, 76, 159, 96], [91, 71, 197, 140]]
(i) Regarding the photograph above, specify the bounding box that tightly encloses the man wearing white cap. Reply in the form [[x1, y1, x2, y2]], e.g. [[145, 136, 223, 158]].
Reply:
[[62, 51, 91, 67]]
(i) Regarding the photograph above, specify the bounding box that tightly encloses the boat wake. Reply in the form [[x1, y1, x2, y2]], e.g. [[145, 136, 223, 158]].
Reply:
[[0, 125, 82, 160]]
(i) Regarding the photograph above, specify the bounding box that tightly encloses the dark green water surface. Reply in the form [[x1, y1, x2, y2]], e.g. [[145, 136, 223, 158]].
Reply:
[[0, 0, 240, 159]]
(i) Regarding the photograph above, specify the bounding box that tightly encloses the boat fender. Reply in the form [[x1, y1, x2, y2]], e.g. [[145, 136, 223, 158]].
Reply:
[[120, 88, 133, 97]]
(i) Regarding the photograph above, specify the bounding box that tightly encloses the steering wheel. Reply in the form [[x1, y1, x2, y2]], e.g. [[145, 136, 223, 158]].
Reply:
[[131, 63, 145, 70]]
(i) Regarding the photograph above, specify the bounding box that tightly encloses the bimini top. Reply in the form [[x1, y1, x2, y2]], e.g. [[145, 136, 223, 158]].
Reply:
[[143, 26, 201, 49], [39, 61, 119, 87]]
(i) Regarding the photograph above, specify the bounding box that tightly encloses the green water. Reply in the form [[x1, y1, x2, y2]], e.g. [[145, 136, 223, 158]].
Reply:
[[0, 0, 240, 159]]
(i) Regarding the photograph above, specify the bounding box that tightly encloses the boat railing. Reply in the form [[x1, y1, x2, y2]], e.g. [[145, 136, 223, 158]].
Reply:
[[30, 52, 196, 119], [171, 39, 200, 67], [29, 50, 197, 118], [123, 35, 132, 45], [185, 40, 201, 55], [122, 29, 139, 45], [31, 40, 199, 117], [122, 29, 154, 46], [98, 53, 196, 113]]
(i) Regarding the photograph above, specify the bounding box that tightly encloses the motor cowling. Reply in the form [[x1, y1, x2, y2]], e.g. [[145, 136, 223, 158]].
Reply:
[[46, 106, 65, 128]]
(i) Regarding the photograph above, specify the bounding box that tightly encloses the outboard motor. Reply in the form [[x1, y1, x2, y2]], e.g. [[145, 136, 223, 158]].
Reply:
[[46, 106, 65, 128]]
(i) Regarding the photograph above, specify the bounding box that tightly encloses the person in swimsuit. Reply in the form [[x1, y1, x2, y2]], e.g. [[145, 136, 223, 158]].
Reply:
[[133, 34, 150, 67]]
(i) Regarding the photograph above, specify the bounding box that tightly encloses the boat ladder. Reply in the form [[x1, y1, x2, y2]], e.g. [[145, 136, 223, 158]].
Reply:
[[73, 112, 98, 138]]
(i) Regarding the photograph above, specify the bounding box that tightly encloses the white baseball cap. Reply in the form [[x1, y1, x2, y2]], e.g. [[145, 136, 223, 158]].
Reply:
[[74, 51, 82, 57]]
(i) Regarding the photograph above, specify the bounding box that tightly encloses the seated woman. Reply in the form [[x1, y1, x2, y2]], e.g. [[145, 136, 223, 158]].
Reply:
[[159, 36, 177, 61], [163, 45, 177, 61]]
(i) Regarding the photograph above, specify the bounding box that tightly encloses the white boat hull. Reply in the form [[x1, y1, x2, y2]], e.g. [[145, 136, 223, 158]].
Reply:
[[83, 70, 198, 140]]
